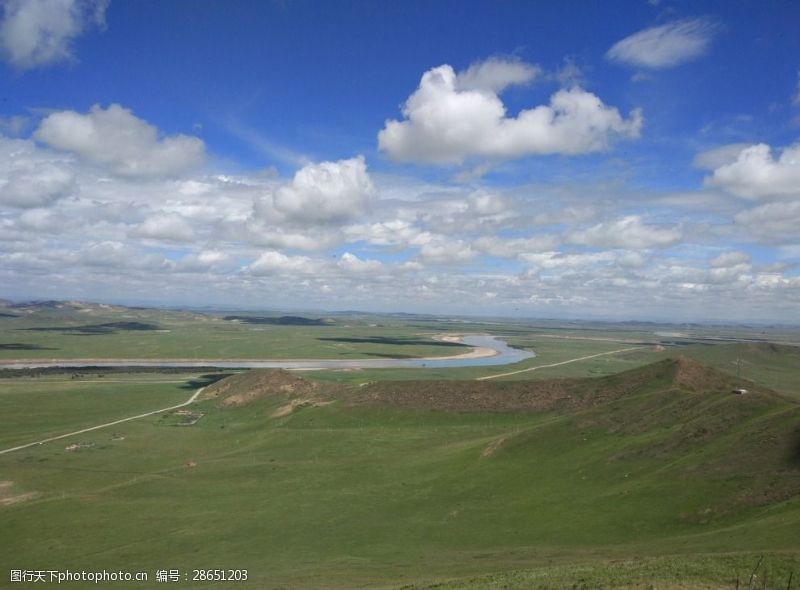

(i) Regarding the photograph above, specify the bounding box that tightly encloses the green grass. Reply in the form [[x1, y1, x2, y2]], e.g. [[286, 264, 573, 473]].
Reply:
[[0, 375, 197, 447], [410, 554, 800, 589], [0, 307, 472, 360], [665, 342, 800, 398], [5, 303, 800, 368], [2, 358, 799, 588], [305, 337, 648, 383]]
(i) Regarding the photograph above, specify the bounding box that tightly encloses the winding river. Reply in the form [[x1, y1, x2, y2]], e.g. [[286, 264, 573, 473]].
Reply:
[[0, 335, 534, 370]]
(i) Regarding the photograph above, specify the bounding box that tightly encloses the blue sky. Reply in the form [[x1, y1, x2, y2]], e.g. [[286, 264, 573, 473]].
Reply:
[[1, 0, 799, 321]]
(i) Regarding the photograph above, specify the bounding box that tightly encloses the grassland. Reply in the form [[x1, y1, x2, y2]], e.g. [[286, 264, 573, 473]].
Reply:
[[2, 349, 799, 588], [3, 301, 799, 368], [0, 374, 204, 448], [309, 335, 800, 407], [0, 303, 472, 360], [2, 301, 800, 587]]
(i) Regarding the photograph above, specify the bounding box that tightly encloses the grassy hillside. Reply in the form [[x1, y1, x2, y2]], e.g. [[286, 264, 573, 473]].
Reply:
[[1, 359, 798, 588], [664, 342, 800, 398]]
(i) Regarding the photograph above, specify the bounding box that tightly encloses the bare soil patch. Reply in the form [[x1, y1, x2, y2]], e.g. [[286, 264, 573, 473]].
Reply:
[[203, 369, 321, 408], [481, 433, 513, 458], [271, 398, 334, 418], [0, 481, 38, 507]]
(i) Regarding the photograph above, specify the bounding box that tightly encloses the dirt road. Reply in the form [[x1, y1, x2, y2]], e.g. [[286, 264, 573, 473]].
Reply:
[[476, 347, 643, 381], [0, 386, 205, 457]]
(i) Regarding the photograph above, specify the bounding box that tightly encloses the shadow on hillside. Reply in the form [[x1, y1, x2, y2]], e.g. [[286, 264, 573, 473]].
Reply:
[[224, 315, 329, 326], [0, 343, 58, 350], [0, 312, 19, 318], [180, 373, 236, 390], [23, 322, 160, 335], [791, 427, 800, 467], [318, 336, 464, 347]]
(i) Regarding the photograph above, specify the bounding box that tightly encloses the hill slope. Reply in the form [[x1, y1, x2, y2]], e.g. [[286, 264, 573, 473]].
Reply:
[[201, 368, 323, 407], [352, 356, 747, 412], [207, 359, 800, 511], [2, 358, 799, 588]]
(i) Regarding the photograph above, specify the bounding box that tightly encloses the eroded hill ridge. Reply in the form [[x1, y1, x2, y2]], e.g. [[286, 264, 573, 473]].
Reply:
[[202, 368, 321, 408], [201, 359, 799, 491], [202, 356, 770, 413], [351, 356, 757, 413]]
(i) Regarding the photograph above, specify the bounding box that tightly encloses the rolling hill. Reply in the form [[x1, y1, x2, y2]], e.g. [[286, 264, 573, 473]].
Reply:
[[188, 358, 800, 586], [2, 357, 798, 588]]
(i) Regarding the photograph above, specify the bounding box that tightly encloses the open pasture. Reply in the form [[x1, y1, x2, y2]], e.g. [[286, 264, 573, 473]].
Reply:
[[2, 352, 799, 588], [0, 304, 470, 360]]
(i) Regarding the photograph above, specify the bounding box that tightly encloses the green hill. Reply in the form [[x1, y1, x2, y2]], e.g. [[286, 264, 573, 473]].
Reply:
[[352, 356, 737, 412], [214, 358, 800, 584], [1, 358, 798, 588]]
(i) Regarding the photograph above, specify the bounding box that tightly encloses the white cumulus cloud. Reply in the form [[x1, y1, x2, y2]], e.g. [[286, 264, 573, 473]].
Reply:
[[337, 252, 383, 275], [456, 57, 540, 93], [417, 238, 477, 264], [174, 250, 234, 272], [0, 0, 108, 70], [606, 18, 719, 69], [474, 235, 559, 258], [704, 142, 800, 198], [17, 206, 63, 231], [244, 224, 337, 251], [0, 162, 74, 208], [710, 251, 750, 268], [568, 215, 682, 249], [247, 251, 317, 275], [378, 61, 642, 165], [343, 219, 432, 248], [261, 155, 376, 224], [35, 104, 205, 177], [693, 143, 755, 170], [734, 200, 800, 243], [131, 214, 195, 243]]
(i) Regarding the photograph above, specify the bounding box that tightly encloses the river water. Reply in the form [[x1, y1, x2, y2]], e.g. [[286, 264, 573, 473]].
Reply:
[[0, 335, 534, 370]]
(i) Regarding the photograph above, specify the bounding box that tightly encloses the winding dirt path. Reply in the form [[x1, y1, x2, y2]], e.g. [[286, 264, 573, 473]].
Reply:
[[476, 347, 643, 381], [0, 387, 205, 457]]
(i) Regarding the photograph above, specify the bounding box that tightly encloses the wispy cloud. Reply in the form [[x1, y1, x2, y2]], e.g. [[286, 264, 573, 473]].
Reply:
[[793, 70, 800, 107], [607, 18, 720, 69], [223, 117, 310, 168], [0, 0, 108, 70]]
